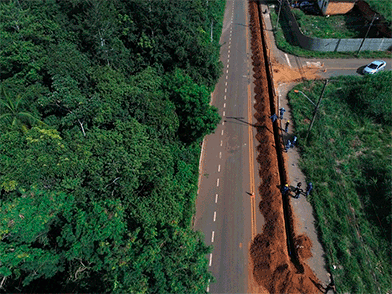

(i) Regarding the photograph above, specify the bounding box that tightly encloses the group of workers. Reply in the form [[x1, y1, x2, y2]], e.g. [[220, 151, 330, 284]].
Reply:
[[270, 108, 295, 152], [270, 108, 314, 199], [281, 182, 313, 199]]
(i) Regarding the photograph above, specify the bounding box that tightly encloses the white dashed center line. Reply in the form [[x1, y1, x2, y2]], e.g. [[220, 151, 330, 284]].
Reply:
[[206, 10, 234, 276]]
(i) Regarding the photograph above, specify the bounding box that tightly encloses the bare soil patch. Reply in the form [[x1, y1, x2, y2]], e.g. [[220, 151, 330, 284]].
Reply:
[[270, 60, 322, 84]]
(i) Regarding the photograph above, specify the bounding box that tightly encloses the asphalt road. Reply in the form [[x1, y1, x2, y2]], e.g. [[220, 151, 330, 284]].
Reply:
[[194, 0, 263, 293], [291, 55, 392, 78]]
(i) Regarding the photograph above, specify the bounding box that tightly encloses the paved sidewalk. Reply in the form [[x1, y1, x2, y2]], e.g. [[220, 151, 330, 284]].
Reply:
[[277, 82, 332, 290]]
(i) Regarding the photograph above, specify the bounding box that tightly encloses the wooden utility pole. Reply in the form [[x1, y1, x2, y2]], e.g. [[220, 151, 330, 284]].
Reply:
[[275, 0, 283, 31], [305, 79, 328, 142], [357, 13, 378, 55]]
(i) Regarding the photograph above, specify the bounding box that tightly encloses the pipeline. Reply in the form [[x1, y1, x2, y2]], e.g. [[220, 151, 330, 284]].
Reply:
[[255, 0, 303, 273]]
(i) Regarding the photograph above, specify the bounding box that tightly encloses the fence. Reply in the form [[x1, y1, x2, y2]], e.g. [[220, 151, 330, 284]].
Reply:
[[279, 2, 392, 52]]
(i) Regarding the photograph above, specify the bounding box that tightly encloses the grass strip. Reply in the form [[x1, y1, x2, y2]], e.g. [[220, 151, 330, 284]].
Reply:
[[288, 72, 392, 293]]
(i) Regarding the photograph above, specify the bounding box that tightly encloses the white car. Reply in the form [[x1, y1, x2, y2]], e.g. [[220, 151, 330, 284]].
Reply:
[[363, 60, 386, 75]]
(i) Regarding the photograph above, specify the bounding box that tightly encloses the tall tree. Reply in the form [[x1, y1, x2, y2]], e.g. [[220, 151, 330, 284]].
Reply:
[[164, 69, 220, 143]]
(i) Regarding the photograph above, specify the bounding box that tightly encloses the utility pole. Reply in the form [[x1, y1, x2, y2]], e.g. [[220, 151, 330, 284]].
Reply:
[[357, 13, 378, 55], [305, 79, 328, 142], [275, 0, 283, 31]]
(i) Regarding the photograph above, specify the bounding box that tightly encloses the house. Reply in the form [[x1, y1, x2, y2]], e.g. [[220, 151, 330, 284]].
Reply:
[[317, 0, 357, 15]]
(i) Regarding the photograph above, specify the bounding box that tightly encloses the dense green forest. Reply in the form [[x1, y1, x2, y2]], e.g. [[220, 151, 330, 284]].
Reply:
[[0, 0, 225, 292]]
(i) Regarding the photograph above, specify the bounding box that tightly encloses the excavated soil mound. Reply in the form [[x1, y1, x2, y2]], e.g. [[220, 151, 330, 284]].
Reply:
[[295, 234, 313, 260], [270, 60, 322, 84], [248, 1, 323, 293]]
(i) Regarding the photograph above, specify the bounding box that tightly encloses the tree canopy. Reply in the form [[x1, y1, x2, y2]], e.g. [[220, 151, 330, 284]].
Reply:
[[0, 0, 225, 292]]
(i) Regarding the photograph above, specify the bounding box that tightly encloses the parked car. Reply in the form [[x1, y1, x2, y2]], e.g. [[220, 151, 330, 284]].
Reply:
[[291, 0, 312, 8], [363, 60, 386, 75], [299, 1, 313, 8]]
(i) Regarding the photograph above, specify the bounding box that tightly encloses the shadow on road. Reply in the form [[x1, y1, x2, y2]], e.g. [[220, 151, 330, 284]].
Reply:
[[356, 65, 365, 75]]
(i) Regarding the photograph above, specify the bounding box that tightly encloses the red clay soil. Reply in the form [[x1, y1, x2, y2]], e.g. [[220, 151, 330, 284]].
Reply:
[[270, 60, 322, 85], [248, 2, 323, 293]]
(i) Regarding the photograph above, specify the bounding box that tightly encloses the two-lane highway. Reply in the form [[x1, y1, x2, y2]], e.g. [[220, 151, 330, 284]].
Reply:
[[194, 1, 263, 292]]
